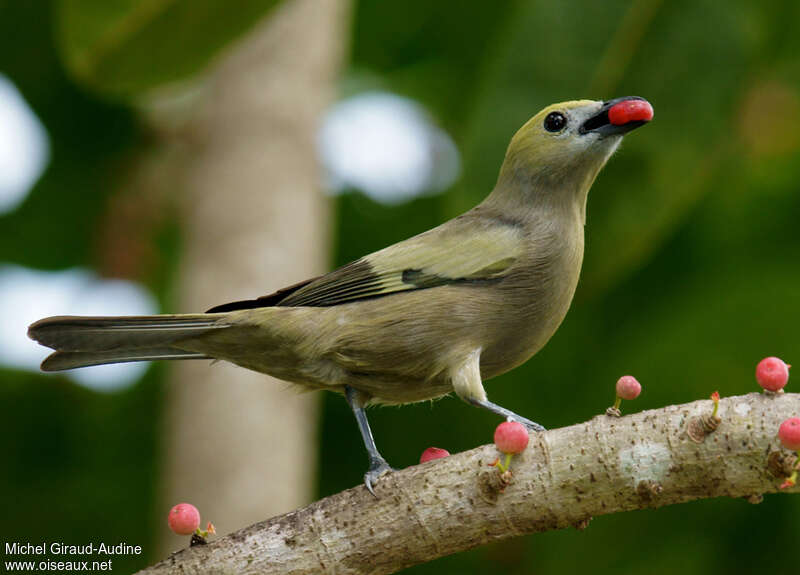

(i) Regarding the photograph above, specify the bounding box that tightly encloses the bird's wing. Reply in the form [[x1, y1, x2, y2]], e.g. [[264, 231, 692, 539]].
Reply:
[[207, 216, 524, 311]]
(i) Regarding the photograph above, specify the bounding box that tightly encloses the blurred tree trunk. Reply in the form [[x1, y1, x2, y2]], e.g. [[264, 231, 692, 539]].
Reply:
[[157, 0, 349, 555]]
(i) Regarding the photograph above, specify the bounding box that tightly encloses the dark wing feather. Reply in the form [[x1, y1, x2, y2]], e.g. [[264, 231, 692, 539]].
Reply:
[[207, 216, 524, 311], [206, 277, 316, 312]]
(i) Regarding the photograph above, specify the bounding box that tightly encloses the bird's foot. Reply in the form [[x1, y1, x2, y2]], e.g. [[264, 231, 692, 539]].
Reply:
[[509, 415, 546, 433], [364, 456, 394, 497], [469, 398, 547, 432]]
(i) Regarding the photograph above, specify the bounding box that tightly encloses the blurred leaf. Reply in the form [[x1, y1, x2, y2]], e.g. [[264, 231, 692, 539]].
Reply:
[[350, 0, 514, 135], [55, 0, 281, 99], [0, 1, 139, 270]]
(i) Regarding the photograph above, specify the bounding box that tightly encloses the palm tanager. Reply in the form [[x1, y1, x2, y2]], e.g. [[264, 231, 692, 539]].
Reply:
[[28, 97, 654, 493]]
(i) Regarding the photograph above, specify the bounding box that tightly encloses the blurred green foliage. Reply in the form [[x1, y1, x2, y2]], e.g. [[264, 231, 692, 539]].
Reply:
[[57, 0, 281, 98], [1, 0, 800, 573]]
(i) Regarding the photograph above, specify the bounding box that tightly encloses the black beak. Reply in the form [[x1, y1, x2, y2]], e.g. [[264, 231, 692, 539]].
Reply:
[[580, 96, 653, 136]]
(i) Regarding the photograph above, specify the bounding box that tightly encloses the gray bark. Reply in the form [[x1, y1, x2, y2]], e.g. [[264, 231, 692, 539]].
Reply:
[[140, 392, 799, 574]]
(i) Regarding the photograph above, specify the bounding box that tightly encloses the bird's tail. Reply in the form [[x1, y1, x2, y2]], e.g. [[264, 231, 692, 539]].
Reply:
[[28, 314, 229, 371]]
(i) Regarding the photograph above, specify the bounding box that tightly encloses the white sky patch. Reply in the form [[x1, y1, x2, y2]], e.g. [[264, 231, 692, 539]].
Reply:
[[0, 265, 158, 392], [318, 92, 460, 204], [0, 74, 50, 214]]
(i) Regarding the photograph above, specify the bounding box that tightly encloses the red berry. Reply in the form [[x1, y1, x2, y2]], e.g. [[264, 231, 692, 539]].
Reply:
[[608, 99, 654, 126], [756, 357, 790, 391], [168, 503, 201, 535], [494, 421, 529, 454], [419, 447, 450, 463], [778, 417, 800, 451], [616, 375, 642, 400]]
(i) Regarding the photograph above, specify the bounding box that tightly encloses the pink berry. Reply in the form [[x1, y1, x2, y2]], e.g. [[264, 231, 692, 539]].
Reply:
[[616, 375, 641, 400], [168, 503, 201, 535], [778, 417, 800, 451], [608, 99, 654, 126], [494, 421, 529, 454], [756, 357, 790, 391], [419, 447, 450, 463]]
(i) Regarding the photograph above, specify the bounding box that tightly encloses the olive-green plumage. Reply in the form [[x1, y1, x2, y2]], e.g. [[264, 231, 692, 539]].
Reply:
[[29, 97, 651, 491]]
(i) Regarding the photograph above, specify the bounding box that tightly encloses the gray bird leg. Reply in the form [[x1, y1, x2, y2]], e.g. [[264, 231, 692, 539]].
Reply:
[[345, 386, 393, 495], [452, 350, 547, 432], [469, 398, 547, 432]]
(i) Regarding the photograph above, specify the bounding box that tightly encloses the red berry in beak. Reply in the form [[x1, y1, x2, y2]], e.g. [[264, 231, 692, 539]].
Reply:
[[608, 99, 654, 126]]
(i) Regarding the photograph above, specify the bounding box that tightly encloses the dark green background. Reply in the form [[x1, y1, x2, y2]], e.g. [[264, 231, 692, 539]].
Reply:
[[1, 0, 799, 573]]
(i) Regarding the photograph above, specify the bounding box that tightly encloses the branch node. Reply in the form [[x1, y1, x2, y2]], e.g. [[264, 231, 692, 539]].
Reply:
[[767, 450, 798, 478], [686, 414, 721, 443], [572, 516, 592, 530], [478, 464, 513, 502], [190, 533, 207, 547], [636, 479, 663, 500], [744, 493, 764, 505]]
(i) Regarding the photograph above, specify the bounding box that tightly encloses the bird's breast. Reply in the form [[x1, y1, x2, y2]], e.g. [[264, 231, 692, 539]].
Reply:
[[479, 224, 584, 378]]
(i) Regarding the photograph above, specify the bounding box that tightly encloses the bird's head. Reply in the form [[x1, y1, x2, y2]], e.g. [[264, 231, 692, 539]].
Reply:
[[492, 97, 653, 217]]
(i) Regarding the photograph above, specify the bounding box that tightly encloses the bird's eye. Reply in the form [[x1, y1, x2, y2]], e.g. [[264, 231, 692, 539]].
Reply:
[[544, 112, 567, 133]]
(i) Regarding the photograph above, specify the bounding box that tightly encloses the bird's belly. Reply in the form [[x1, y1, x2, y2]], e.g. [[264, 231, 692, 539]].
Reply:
[[479, 274, 581, 378], [478, 323, 551, 379]]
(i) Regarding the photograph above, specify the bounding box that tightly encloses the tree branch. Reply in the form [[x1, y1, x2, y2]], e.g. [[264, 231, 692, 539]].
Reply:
[[138, 392, 800, 574]]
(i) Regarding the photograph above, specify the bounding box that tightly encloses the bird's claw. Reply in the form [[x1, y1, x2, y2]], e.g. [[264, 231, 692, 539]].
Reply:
[[511, 416, 546, 433], [364, 456, 394, 496]]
